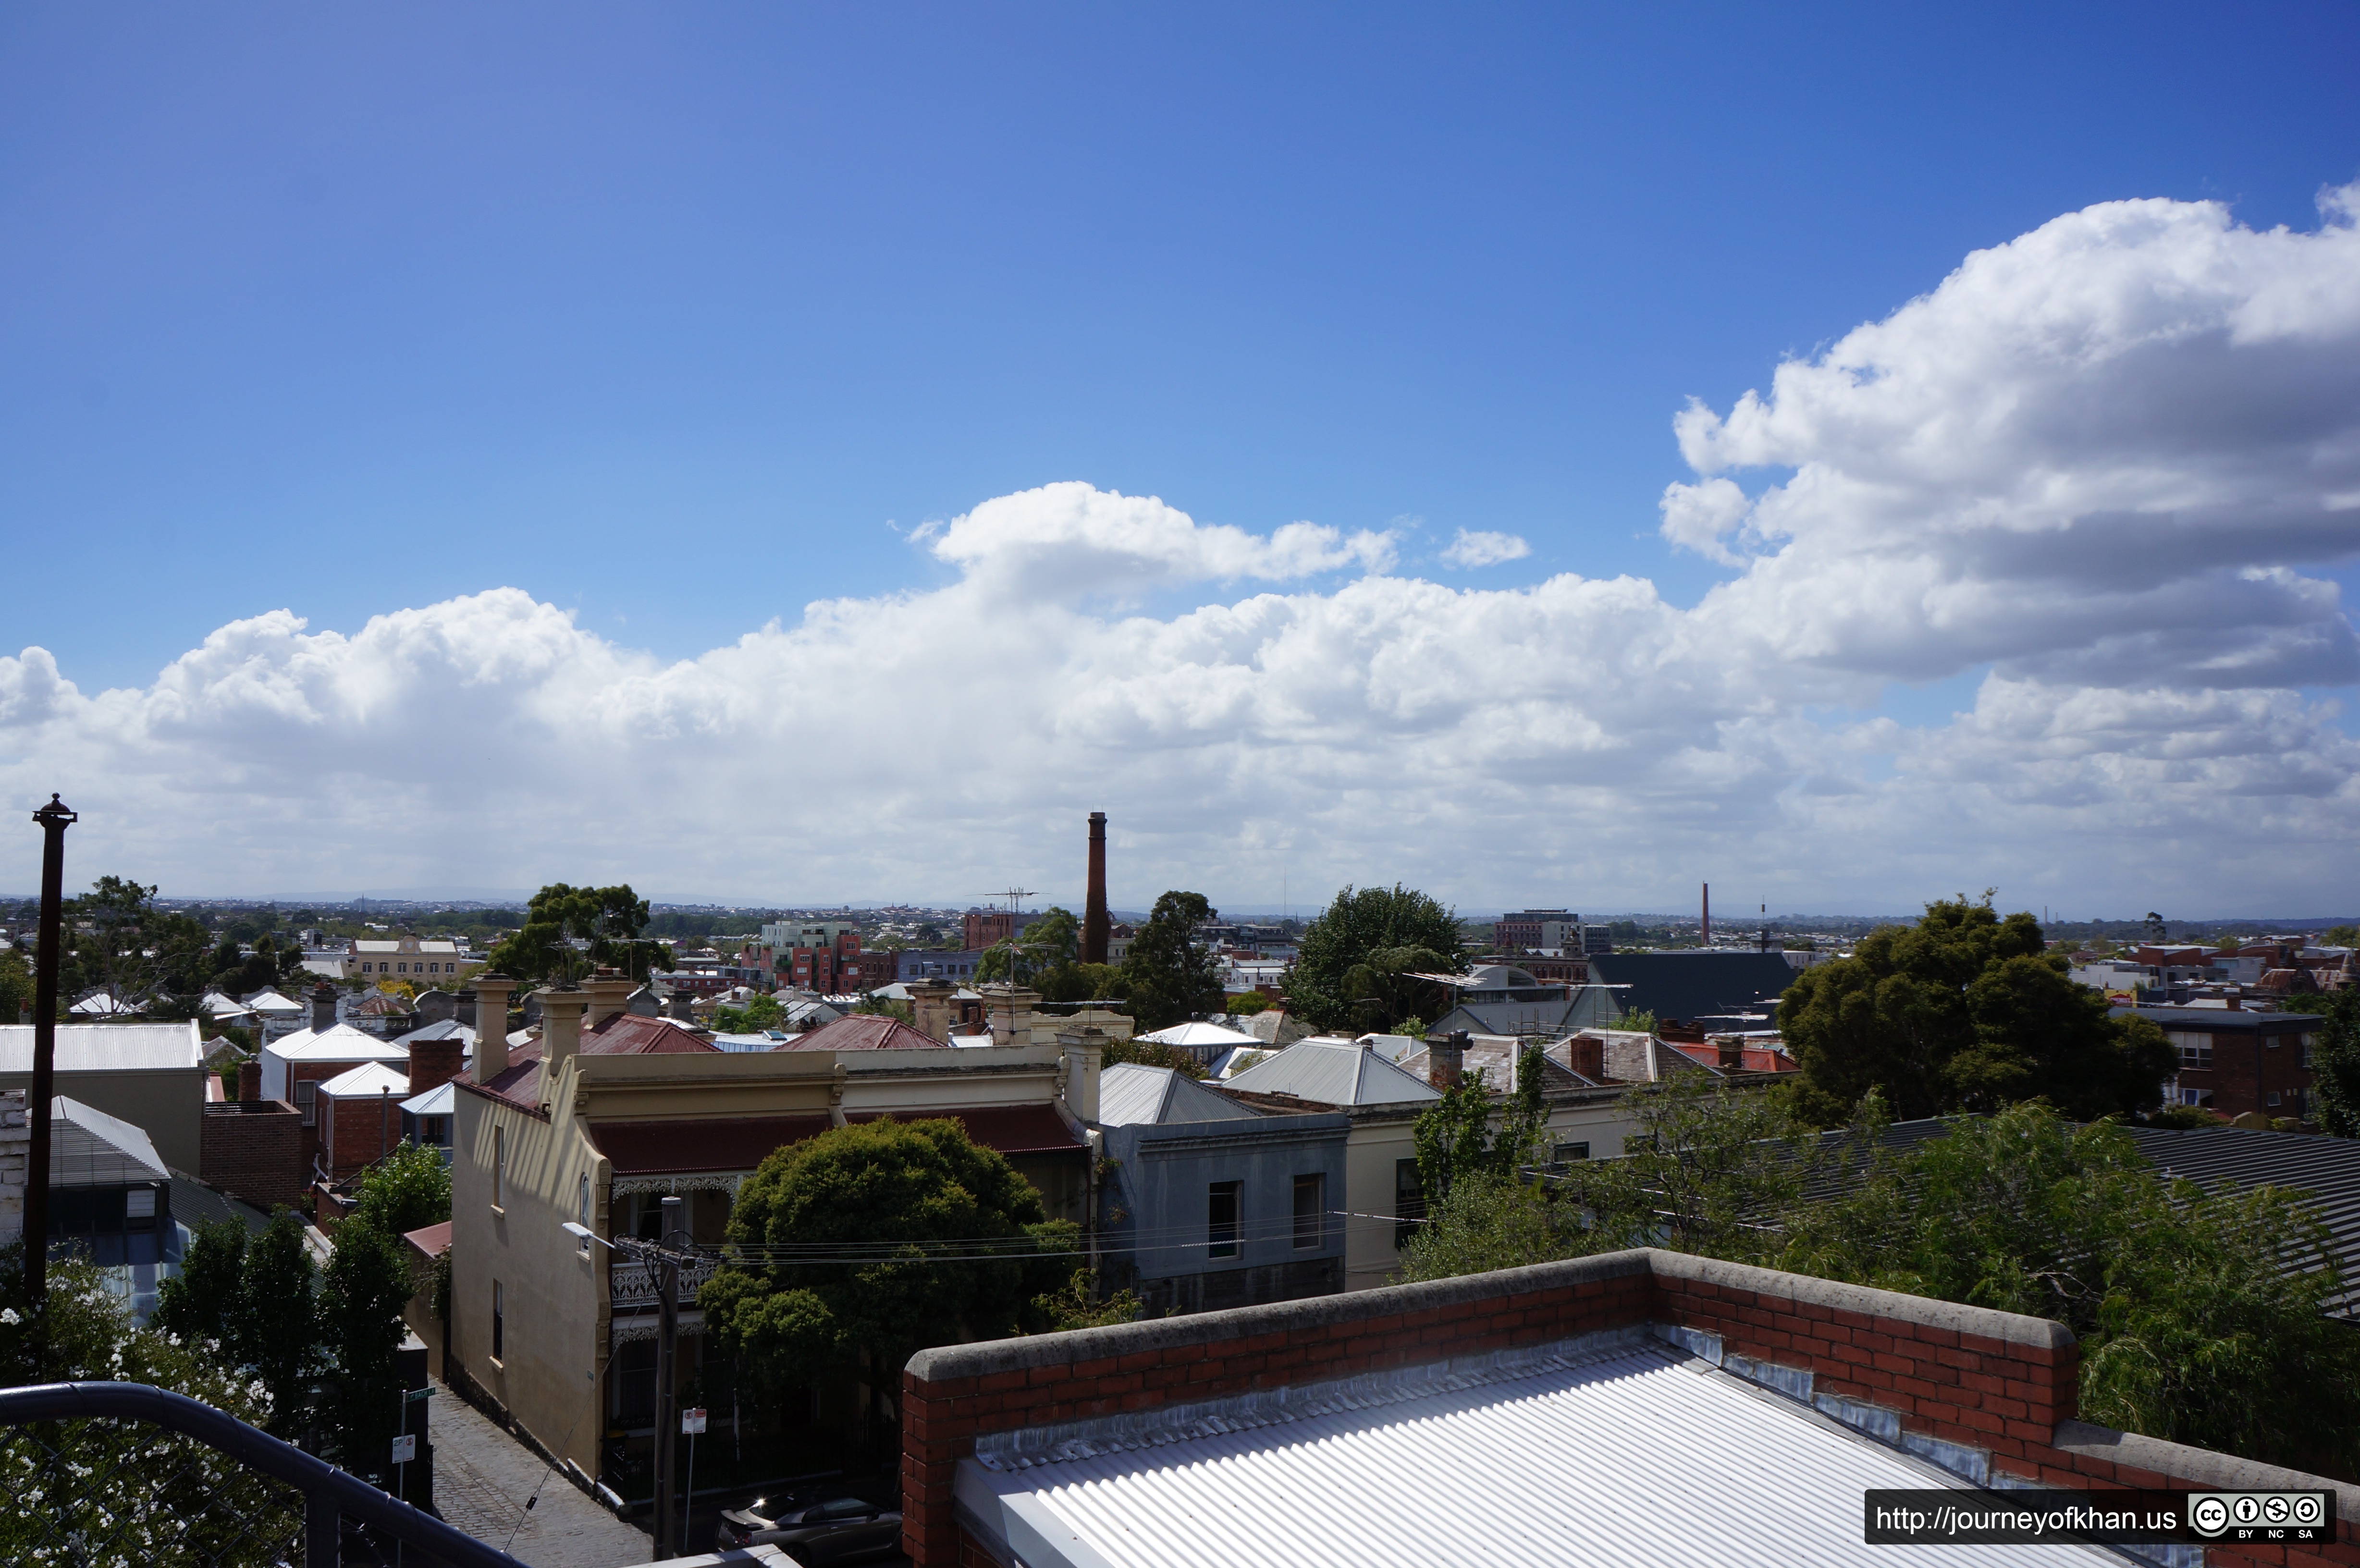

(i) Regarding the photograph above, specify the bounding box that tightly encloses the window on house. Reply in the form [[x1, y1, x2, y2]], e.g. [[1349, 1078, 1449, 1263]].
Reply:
[[1394, 1159, 1425, 1248], [2167, 1030, 2212, 1070], [493, 1126, 506, 1209], [295, 1081, 318, 1127], [2267, 1091, 2282, 1107], [1553, 1140, 1591, 1168], [1293, 1174, 1324, 1248], [2267, 1034, 2282, 1048], [578, 1174, 593, 1254], [1207, 1181, 1241, 1259], [492, 1281, 505, 1360]]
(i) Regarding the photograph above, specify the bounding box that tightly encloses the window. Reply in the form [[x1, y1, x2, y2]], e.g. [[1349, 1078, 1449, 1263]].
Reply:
[[125, 1188, 157, 1230], [398, 962, 409, 974], [2267, 1034, 2281, 1049], [578, 1174, 593, 1254], [492, 1281, 505, 1361], [2167, 1030, 2212, 1070], [1553, 1140, 1591, 1167], [1394, 1159, 1425, 1248], [1207, 1181, 1241, 1259], [493, 1126, 506, 1209], [295, 1080, 318, 1127], [1293, 1174, 1325, 1249]]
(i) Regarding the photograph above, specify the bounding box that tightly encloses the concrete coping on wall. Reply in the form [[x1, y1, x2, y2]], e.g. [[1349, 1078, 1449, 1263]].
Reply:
[[2052, 1419, 2360, 1524], [904, 1246, 2072, 1386]]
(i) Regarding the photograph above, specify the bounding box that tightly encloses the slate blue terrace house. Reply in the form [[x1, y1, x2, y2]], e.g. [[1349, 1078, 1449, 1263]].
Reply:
[[1092, 1063, 1349, 1316]]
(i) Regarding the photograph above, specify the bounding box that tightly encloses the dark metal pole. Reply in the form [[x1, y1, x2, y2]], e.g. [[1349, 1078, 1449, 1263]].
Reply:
[[26, 795, 76, 1307], [651, 1194, 682, 1560]]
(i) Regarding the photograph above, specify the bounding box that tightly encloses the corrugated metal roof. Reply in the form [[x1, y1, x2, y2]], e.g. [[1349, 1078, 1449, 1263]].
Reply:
[[1136, 1021, 1261, 1049], [0, 1022, 205, 1075], [319, 1062, 412, 1098], [50, 1096, 169, 1187], [961, 1338, 2116, 1568], [1222, 1038, 1442, 1106], [1097, 1064, 1262, 1127]]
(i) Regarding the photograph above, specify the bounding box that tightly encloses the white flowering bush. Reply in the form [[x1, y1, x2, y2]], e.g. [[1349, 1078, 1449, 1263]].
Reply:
[[0, 1251, 302, 1567]]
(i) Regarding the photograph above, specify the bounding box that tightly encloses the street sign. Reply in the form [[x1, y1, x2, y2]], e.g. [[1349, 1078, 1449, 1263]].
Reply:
[[682, 1408, 707, 1434], [404, 1386, 435, 1403], [391, 1433, 416, 1464]]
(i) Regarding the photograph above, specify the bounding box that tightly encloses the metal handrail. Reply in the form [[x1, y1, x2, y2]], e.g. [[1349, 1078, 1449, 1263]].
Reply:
[[0, 1380, 531, 1568]]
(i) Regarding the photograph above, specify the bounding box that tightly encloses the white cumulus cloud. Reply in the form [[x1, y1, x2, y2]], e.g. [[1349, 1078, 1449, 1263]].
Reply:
[[5, 187, 2360, 915], [1439, 529, 1534, 568]]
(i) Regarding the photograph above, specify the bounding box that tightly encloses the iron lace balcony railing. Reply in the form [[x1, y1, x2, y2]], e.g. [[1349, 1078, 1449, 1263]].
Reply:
[[608, 1253, 720, 1311]]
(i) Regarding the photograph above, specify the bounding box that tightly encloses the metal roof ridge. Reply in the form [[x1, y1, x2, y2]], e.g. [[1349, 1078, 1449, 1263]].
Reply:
[[973, 1323, 1665, 1472]]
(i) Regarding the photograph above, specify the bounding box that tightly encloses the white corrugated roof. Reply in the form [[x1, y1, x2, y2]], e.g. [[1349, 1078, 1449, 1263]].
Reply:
[[242, 989, 304, 1015], [1221, 1036, 1442, 1105], [961, 1337, 2115, 1568], [1096, 1063, 1262, 1127], [0, 1022, 204, 1075], [400, 1080, 456, 1117], [50, 1095, 169, 1187], [319, 1061, 413, 1098]]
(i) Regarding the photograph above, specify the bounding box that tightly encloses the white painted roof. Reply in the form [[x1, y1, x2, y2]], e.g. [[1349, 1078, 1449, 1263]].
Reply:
[[319, 1062, 413, 1098], [400, 1080, 456, 1117], [1221, 1036, 1442, 1105], [69, 992, 143, 1017], [0, 1022, 204, 1075], [258, 1025, 406, 1100], [242, 989, 304, 1015], [199, 991, 252, 1018], [1096, 1063, 1262, 1127], [1135, 1020, 1261, 1049], [961, 1336, 2113, 1568]]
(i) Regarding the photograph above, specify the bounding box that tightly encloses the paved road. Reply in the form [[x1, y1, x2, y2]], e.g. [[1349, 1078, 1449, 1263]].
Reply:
[[423, 1378, 655, 1568]]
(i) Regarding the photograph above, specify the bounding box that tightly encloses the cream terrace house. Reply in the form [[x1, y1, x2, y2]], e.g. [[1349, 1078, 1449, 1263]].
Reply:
[[345, 934, 469, 983], [447, 974, 1121, 1501]]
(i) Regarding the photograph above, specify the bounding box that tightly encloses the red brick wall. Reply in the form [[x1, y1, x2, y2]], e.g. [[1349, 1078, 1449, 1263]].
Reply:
[[905, 1250, 2359, 1568], [320, 1089, 404, 1178], [199, 1101, 306, 1211]]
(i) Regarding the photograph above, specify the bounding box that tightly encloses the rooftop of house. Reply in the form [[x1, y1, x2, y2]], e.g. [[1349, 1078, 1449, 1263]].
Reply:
[[0, 1021, 205, 1075], [49, 1095, 169, 1187], [1582, 950, 1799, 1024], [261, 1024, 406, 1063], [1097, 1062, 1263, 1127], [780, 1014, 946, 1051], [1134, 1020, 1261, 1049], [317, 1061, 414, 1099], [1220, 1036, 1442, 1106], [391, 1019, 477, 1049], [581, 1012, 719, 1055]]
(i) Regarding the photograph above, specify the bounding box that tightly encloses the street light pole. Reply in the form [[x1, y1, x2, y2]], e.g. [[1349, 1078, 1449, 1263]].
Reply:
[[652, 1194, 682, 1561], [563, 1197, 694, 1562], [26, 795, 76, 1308]]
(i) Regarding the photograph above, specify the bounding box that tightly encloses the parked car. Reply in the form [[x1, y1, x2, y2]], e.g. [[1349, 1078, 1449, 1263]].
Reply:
[[715, 1495, 902, 1562]]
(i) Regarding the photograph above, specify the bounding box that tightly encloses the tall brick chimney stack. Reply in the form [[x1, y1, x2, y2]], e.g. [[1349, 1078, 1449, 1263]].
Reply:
[[310, 983, 339, 1033], [407, 1035, 465, 1098], [1083, 811, 1111, 967], [1427, 1030, 1467, 1090], [238, 1060, 261, 1102]]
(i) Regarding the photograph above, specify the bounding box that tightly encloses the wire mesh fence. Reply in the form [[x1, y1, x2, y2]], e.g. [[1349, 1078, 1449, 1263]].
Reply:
[[0, 1406, 306, 1567]]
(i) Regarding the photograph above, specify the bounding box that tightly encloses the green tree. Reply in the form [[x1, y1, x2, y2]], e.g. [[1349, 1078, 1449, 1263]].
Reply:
[[151, 1219, 252, 1350], [1118, 892, 1226, 1031], [711, 993, 787, 1033], [1287, 885, 1465, 1030], [977, 907, 1080, 987], [486, 882, 661, 983], [346, 1139, 454, 1237], [2310, 986, 2360, 1138], [1099, 1035, 1210, 1079], [1781, 1103, 2360, 1472], [236, 1211, 325, 1433], [321, 1221, 419, 1477], [700, 1119, 1074, 1433], [64, 876, 209, 1013], [1409, 1047, 1549, 1207], [0, 1247, 298, 1567], [1778, 896, 2174, 1126], [0, 944, 30, 1024]]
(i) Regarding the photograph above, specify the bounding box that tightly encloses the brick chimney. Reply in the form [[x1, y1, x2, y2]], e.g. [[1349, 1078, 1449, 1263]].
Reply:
[[1564, 1033, 1605, 1081], [585, 966, 633, 1027], [407, 1035, 465, 1098], [539, 986, 590, 1070], [906, 978, 956, 1043], [238, 1060, 261, 1103], [310, 983, 339, 1032], [1716, 1037, 1744, 1072], [1427, 1030, 1467, 1090], [1083, 811, 1111, 967], [471, 974, 516, 1083]]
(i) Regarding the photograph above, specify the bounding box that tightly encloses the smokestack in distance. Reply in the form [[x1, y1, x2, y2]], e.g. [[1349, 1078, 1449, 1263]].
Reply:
[[1702, 882, 1710, 946], [1083, 811, 1111, 966]]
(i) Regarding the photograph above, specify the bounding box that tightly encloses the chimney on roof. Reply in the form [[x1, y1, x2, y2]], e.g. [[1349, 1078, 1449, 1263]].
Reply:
[[310, 982, 338, 1033], [539, 986, 590, 1070], [238, 1059, 261, 1103], [408, 1033, 465, 1099], [1716, 1037, 1744, 1072], [585, 967, 633, 1027], [1428, 1030, 1467, 1090], [470, 974, 516, 1083], [1564, 1033, 1605, 1081], [1083, 812, 1111, 967]]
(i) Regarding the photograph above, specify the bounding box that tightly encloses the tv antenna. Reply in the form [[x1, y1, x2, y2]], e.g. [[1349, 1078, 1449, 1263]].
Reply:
[[1001, 887, 1035, 917]]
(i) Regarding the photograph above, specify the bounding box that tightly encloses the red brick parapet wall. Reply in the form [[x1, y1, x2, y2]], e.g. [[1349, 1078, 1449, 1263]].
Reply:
[[902, 1248, 2360, 1568]]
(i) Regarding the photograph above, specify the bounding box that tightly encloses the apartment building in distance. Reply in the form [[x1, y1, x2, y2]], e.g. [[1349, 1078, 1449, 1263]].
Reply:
[[1493, 908, 1578, 952], [2119, 998, 2324, 1120], [345, 933, 469, 983]]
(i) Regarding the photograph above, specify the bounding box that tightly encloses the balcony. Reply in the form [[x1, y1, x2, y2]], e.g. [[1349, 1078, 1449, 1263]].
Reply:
[[608, 1252, 720, 1311]]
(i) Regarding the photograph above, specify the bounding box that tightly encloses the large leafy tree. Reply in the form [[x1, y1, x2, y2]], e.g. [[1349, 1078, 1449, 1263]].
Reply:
[[2311, 986, 2360, 1138], [700, 1119, 1072, 1434], [1778, 896, 2175, 1125], [1287, 885, 1466, 1030], [486, 882, 662, 983], [1117, 891, 1226, 1030], [1410, 1046, 1548, 1206], [62, 876, 210, 1013]]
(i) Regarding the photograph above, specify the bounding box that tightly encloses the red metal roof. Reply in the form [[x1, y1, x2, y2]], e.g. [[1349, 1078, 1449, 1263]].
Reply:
[[402, 1220, 453, 1261], [586, 1103, 1085, 1175], [583, 1014, 721, 1054], [781, 1015, 946, 1051]]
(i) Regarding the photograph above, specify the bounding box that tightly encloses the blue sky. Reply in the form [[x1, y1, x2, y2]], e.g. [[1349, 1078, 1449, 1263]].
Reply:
[[3, 5, 2358, 914]]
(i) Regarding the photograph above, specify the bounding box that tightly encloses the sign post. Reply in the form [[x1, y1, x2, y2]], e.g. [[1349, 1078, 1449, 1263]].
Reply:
[[682, 1407, 707, 1555], [390, 1432, 418, 1567]]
